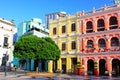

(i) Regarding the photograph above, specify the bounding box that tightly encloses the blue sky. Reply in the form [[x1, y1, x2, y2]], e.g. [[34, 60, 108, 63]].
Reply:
[[0, 0, 114, 26]]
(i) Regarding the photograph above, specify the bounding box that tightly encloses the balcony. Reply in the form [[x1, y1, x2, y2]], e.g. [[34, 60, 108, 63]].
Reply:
[[110, 24, 118, 29], [85, 48, 94, 53], [86, 28, 93, 33], [81, 47, 120, 56], [109, 47, 120, 51], [80, 51, 120, 56], [81, 29, 120, 37]]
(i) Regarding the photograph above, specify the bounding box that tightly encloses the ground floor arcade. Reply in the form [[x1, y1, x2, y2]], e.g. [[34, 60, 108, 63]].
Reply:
[[48, 53, 120, 77], [48, 55, 80, 74], [13, 58, 48, 72], [80, 53, 120, 76]]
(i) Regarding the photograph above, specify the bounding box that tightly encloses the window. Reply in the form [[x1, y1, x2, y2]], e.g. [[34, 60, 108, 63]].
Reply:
[[53, 28, 56, 35], [62, 42, 66, 51], [62, 25, 66, 33], [71, 23, 76, 31], [71, 41, 76, 49], [3, 37, 8, 48], [87, 40, 94, 48]]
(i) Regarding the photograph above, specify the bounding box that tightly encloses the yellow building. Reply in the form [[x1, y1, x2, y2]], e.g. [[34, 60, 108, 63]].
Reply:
[[49, 13, 80, 73]]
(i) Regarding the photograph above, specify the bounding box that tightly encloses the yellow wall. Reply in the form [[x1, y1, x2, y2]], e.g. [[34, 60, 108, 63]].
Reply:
[[49, 13, 80, 73]]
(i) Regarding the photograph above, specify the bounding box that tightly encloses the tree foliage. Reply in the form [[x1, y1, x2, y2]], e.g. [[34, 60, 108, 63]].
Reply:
[[13, 35, 60, 61], [37, 37, 60, 61]]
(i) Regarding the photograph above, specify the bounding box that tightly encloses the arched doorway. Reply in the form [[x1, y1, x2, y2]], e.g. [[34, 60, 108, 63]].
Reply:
[[109, 16, 118, 29], [99, 59, 106, 76], [111, 37, 119, 47], [86, 21, 93, 33], [98, 38, 106, 52], [97, 19, 105, 31], [87, 40, 94, 48], [112, 59, 120, 76], [87, 59, 94, 75], [86, 40, 94, 53]]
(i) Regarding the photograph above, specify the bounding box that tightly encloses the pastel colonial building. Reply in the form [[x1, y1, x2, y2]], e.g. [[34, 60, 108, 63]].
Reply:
[[15, 18, 49, 71], [45, 12, 67, 29], [49, 13, 80, 73], [17, 18, 49, 39], [79, 3, 120, 76], [49, 3, 120, 77], [0, 18, 15, 67]]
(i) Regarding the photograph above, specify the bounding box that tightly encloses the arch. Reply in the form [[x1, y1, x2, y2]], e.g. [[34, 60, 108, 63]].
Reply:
[[19, 59, 26, 69], [111, 37, 119, 47], [99, 59, 106, 76], [98, 38, 106, 48], [112, 59, 120, 76], [87, 40, 94, 48], [109, 16, 118, 29], [86, 21, 93, 33], [87, 59, 94, 75], [97, 19, 105, 31]]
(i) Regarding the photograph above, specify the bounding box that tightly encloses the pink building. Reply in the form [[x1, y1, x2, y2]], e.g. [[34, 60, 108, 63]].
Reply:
[[79, 4, 120, 76]]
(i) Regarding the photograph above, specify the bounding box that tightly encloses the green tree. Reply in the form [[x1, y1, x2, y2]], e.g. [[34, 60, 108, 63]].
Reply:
[[13, 35, 61, 61], [36, 37, 60, 61]]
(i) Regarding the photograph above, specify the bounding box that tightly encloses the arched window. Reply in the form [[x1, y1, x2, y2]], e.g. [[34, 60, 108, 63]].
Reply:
[[86, 21, 93, 33], [98, 39, 106, 48], [87, 40, 94, 48], [97, 19, 105, 31], [109, 16, 118, 29], [111, 37, 119, 46]]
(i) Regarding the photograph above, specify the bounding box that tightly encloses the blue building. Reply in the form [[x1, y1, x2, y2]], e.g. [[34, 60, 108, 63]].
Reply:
[[14, 18, 49, 71]]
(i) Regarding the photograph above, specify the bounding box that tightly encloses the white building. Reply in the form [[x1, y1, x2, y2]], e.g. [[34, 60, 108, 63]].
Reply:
[[45, 12, 67, 29], [0, 18, 15, 66]]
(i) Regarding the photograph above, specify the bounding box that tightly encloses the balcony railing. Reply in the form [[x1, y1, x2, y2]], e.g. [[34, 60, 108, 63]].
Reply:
[[80, 4, 120, 16], [81, 29, 120, 37], [80, 51, 120, 56], [83, 46, 120, 53], [85, 48, 94, 53]]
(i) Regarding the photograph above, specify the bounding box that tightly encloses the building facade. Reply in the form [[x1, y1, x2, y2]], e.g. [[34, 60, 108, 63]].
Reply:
[[49, 4, 120, 76], [17, 18, 49, 40], [79, 3, 120, 76], [15, 18, 49, 71], [0, 18, 15, 67], [49, 13, 80, 73], [45, 12, 67, 29]]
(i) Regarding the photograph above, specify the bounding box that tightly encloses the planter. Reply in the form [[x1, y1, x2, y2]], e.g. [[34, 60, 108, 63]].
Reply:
[[77, 62, 82, 75], [77, 69, 82, 75], [94, 70, 99, 76]]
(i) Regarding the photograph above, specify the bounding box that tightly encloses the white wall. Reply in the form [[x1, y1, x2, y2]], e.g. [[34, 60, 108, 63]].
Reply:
[[0, 19, 14, 66]]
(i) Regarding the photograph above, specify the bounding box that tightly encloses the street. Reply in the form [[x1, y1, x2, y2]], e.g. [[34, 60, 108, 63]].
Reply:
[[1, 70, 120, 80]]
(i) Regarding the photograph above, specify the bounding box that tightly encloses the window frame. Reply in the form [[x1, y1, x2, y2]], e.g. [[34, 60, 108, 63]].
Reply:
[[71, 41, 76, 49], [62, 42, 66, 51], [53, 27, 57, 35], [3, 37, 8, 48], [62, 25, 66, 33], [71, 23, 76, 32]]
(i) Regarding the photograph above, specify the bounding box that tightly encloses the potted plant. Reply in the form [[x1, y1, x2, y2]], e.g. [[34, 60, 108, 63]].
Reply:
[[77, 62, 82, 75], [94, 62, 99, 76]]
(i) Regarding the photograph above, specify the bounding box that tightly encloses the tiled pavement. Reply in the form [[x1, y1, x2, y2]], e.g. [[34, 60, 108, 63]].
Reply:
[[1, 71, 120, 80]]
